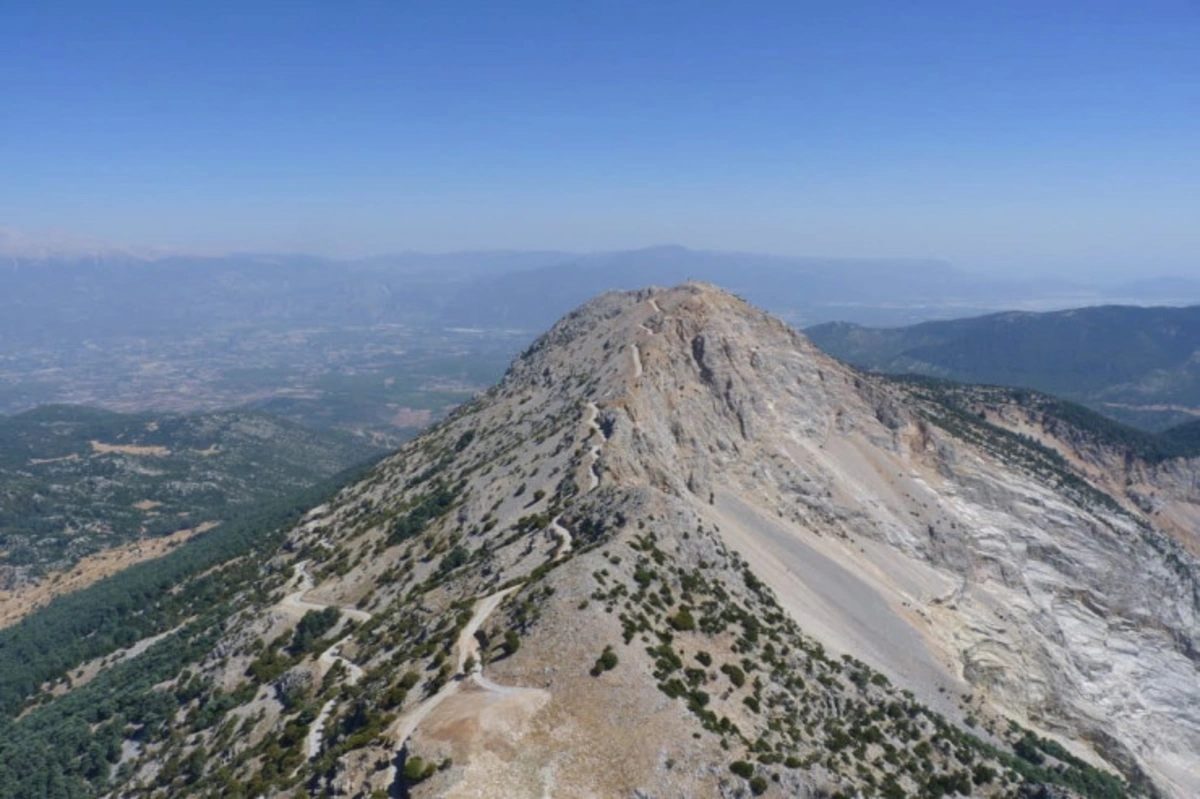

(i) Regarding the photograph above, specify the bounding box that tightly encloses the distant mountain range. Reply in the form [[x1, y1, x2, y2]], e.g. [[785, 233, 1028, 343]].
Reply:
[[0, 250, 573, 341], [5, 243, 1200, 438], [443, 246, 1200, 328], [5, 245, 1200, 342], [807, 305, 1200, 431]]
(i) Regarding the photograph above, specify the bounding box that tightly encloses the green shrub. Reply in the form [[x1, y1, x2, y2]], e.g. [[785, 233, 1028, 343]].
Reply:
[[402, 756, 436, 784], [590, 646, 619, 676], [1013, 733, 1045, 765], [972, 763, 996, 785], [667, 607, 696, 632], [437, 545, 470, 574], [288, 606, 341, 656], [721, 663, 746, 688], [729, 760, 755, 779]]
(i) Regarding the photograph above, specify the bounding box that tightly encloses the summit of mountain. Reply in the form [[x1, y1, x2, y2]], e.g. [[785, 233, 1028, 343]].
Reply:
[[5, 283, 1198, 798]]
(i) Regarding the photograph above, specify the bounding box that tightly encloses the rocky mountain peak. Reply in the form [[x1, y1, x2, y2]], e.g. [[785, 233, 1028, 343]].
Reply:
[[70, 285, 1199, 798]]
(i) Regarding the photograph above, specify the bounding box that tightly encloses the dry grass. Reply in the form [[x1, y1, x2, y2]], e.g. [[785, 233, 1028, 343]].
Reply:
[[89, 440, 171, 456], [0, 521, 218, 629]]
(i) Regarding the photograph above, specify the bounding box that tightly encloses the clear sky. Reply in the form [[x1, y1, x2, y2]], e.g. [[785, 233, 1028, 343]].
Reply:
[[1, 0, 1197, 276]]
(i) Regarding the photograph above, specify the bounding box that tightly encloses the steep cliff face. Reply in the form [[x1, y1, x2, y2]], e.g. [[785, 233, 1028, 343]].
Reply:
[[86, 284, 1198, 798], [972, 396, 1200, 559], [557, 285, 1200, 795]]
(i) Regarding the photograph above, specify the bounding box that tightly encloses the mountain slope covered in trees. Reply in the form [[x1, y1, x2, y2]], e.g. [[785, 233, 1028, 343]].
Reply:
[[0, 406, 380, 599], [807, 305, 1200, 431]]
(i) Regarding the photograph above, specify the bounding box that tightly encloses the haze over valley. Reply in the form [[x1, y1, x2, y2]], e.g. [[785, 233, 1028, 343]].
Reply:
[[6, 241, 1200, 443], [3, 236, 1200, 799], [3, 2, 1199, 798]]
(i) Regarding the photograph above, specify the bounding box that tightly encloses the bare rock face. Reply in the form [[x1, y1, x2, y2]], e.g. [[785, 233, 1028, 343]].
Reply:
[[276, 665, 315, 708], [118, 283, 1199, 798], [501, 283, 1200, 796]]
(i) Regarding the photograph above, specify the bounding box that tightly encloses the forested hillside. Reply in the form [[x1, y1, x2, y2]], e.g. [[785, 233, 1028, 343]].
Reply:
[[0, 406, 379, 588], [807, 305, 1200, 431], [0, 456, 383, 798]]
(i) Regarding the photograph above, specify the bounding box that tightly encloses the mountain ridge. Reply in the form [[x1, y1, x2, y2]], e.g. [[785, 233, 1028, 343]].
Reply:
[[3, 283, 1197, 798], [806, 305, 1200, 431]]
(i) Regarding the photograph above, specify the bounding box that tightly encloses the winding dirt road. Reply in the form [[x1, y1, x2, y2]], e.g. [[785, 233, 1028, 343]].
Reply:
[[380, 582, 557, 793], [287, 492, 575, 780], [281, 563, 372, 623], [387, 585, 522, 747], [582, 402, 604, 492], [548, 516, 573, 556], [277, 563, 374, 760], [304, 645, 366, 759]]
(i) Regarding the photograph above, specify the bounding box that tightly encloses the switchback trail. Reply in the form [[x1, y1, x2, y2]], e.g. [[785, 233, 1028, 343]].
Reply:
[[582, 402, 604, 492], [549, 515, 573, 556], [387, 585, 522, 748], [275, 563, 374, 760], [279, 561, 371, 623], [383, 583, 555, 793]]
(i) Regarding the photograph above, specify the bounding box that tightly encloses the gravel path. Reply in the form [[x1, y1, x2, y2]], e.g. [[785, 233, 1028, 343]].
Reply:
[[549, 516, 573, 556], [275, 563, 373, 760], [582, 402, 604, 492]]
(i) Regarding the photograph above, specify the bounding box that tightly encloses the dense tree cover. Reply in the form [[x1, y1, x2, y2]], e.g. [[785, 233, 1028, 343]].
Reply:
[[0, 454, 384, 796], [807, 305, 1200, 431], [0, 404, 379, 570], [0, 454, 385, 717], [0, 610, 224, 797]]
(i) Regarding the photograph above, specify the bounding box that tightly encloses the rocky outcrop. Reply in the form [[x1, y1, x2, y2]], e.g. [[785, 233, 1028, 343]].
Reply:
[[108, 283, 1199, 798], [525, 283, 1200, 796]]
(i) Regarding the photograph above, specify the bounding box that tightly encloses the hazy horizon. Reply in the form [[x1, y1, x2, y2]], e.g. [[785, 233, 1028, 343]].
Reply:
[[3, 1, 1198, 280], [2, 228, 1196, 286]]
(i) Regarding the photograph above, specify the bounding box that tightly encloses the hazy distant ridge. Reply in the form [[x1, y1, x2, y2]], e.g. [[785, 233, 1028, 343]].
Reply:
[[807, 304, 1200, 430]]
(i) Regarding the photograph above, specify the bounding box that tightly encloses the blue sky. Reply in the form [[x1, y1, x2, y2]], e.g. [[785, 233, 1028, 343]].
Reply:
[[1, 0, 1197, 275]]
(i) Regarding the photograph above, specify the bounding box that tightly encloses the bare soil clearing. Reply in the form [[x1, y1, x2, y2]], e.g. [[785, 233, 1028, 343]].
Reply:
[[89, 440, 171, 456], [0, 522, 216, 628], [382, 584, 550, 792]]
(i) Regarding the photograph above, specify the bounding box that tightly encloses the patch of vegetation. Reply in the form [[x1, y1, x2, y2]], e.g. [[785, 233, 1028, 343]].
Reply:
[[386, 481, 460, 544], [288, 607, 342, 656], [899, 376, 1200, 464], [0, 406, 380, 574], [590, 645, 619, 676], [401, 755, 437, 785], [608, 522, 1140, 799], [808, 305, 1200, 432], [0, 457, 379, 797]]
